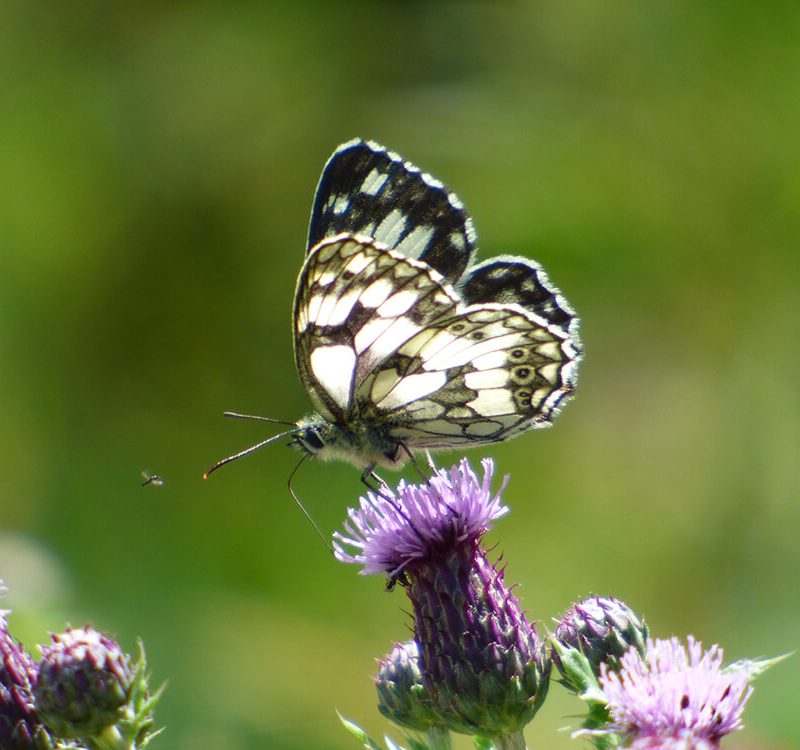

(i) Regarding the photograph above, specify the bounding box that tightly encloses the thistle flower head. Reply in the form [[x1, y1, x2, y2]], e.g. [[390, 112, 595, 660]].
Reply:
[[334, 457, 508, 578], [34, 626, 132, 739], [0, 611, 48, 750], [598, 636, 753, 749], [336, 459, 549, 739]]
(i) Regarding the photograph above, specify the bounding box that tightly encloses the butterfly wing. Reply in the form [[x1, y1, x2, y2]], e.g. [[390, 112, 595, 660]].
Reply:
[[293, 234, 460, 421], [460, 256, 580, 341], [307, 139, 476, 283], [357, 303, 580, 449]]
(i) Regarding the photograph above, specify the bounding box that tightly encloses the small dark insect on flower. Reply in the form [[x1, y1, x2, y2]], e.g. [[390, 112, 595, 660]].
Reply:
[[140, 471, 165, 487]]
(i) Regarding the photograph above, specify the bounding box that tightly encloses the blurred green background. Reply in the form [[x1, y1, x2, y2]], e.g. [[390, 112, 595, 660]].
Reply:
[[1, 2, 797, 749]]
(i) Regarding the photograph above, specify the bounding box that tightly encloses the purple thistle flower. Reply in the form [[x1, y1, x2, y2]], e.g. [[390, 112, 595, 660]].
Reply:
[[597, 636, 753, 749], [334, 457, 509, 578], [0, 611, 49, 750], [335, 459, 549, 739]]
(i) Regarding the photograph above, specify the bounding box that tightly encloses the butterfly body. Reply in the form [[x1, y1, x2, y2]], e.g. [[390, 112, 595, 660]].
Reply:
[[206, 139, 582, 479], [293, 412, 409, 470]]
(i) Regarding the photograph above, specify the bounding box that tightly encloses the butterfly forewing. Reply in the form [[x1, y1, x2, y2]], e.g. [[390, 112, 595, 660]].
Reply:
[[308, 139, 477, 283], [294, 234, 461, 420]]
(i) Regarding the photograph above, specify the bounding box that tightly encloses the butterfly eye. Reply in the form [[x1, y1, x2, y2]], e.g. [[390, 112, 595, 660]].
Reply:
[[302, 428, 325, 452]]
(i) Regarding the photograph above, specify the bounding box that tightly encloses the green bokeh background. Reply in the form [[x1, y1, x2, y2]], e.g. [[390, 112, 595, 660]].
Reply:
[[1, 3, 798, 749]]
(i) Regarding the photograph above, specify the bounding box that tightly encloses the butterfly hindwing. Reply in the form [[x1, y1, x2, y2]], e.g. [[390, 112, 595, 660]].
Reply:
[[307, 139, 477, 283], [357, 304, 578, 448], [460, 256, 579, 339]]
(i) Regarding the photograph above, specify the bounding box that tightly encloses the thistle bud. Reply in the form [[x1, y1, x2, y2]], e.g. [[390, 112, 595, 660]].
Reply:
[[34, 626, 132, 739], [376, 640, 443, 732], [0, 612, 50, 750], [554, 595, 647, 686]]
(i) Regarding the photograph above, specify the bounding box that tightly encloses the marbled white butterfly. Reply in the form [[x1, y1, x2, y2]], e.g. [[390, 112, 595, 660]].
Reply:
[[205, 139, 581, 481]]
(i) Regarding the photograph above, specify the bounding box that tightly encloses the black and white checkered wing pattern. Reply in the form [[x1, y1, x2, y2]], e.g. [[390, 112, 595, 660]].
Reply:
[[359, 303, 579, 448], [293, 234, 459, 421], [308, 139, 476, 283], [460, 256, 579, 341], [294, 233, 579, 449]]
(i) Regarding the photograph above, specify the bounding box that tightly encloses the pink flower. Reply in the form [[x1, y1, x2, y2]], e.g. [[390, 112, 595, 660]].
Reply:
[[599, 636, 753, 749]]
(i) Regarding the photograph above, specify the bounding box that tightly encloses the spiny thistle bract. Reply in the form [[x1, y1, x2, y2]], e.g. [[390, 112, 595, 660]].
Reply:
[[553, 595, 648, 692], [35, 626, 133, 739]]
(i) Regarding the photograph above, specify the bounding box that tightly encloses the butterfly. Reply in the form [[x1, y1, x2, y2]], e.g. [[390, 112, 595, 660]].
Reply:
[[205, 139, 581, 482]]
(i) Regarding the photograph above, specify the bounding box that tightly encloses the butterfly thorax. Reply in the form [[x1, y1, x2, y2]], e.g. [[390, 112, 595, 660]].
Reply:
[[293, 413, 408, 470]]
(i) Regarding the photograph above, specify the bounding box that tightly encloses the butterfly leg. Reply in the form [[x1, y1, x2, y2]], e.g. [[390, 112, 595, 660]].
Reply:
[[288, 455, 333, 555], [360, 464, 390, 495], [407, 446, 437, 483]]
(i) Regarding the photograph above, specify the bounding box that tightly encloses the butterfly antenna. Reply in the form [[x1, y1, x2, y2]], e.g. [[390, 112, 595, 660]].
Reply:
[[287, 454, 333, 555], [223, 411, 296, 427], [203, 428, 298, 479]]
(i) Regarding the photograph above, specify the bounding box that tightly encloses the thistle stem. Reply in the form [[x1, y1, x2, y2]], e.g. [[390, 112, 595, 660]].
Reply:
[[425, 726, 452, 750], [490, 732, 527, 750]]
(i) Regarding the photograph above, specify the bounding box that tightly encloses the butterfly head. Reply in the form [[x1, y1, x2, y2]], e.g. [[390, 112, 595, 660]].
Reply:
[[292, 412, 409, 470], [292, 415, 328, 457]]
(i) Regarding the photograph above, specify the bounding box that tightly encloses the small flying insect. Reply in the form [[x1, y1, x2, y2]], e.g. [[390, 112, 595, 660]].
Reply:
[[141, 471, 165, 488]]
